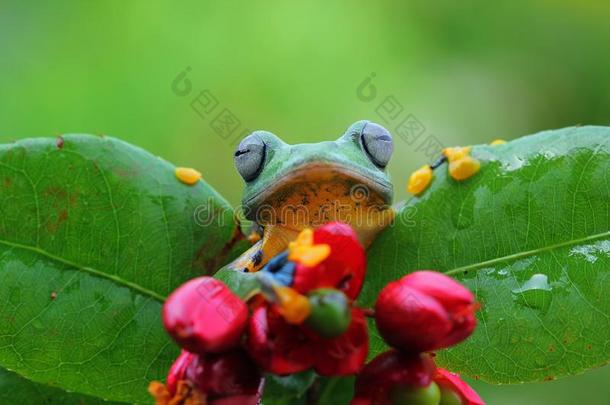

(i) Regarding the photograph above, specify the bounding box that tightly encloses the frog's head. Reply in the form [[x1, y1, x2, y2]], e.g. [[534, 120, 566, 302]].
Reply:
[[233, 121, 394, 240]]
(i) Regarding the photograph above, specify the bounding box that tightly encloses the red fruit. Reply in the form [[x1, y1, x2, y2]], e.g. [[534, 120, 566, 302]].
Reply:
[[186, 349, 263, 400], [158, 349, 263, 405], [312, 307, 369, 376], [352, 350, 437, 404], [434, 368, 485, 405], [375, 271, 477, 352], [166, 350, 195, 396], [210, 396, 263, 405], [398, 271, 477, 349], [247, 305, 313, 375], [292, 222, 366, 299], [163, 277, 248, 354], [247, 305, 368, 376]]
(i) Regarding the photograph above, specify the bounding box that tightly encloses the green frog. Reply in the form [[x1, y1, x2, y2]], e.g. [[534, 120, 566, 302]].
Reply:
[[229, 120, 395, 273]]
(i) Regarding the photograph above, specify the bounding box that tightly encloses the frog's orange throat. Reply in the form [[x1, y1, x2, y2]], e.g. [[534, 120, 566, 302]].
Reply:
[[232, 164, 394, 273]]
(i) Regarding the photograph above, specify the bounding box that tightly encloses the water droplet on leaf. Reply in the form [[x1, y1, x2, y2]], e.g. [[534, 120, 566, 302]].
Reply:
[[511, 273, 553, 312]]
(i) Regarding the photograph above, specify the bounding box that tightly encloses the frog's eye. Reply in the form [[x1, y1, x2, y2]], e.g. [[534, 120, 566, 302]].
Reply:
[[234, 133, 266, 181], [361, 122, 393, 168]]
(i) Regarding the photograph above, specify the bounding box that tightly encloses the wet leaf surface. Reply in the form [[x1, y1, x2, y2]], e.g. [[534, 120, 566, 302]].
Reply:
[[364, 126, 610, 383]]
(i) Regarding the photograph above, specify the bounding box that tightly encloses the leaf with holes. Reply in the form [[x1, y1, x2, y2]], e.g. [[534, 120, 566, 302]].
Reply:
[[0, 135, 246, 403], [362, 126, 610, 384]]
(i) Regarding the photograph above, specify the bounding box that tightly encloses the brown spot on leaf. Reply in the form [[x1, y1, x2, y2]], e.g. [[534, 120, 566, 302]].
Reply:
[[46, 209, 68, 233], [56, 136, 64, 149], [548, 345, 555, 352], [50, 292, 57, 300], [3, 177, 12, 187], [43, 187, 79, 207], [43, 186, 68, 200], [543, 376, 555, 381]]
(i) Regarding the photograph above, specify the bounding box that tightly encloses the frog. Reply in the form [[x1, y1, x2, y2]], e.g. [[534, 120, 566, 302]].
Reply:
[[228, 120, 396, 273]]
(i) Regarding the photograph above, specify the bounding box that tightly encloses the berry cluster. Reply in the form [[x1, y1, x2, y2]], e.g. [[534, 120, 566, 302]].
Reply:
[[149, 222, 484, 405]]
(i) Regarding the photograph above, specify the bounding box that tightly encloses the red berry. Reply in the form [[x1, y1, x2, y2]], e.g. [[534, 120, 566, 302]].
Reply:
[[166, 350, 195, 396], [161, 349, 262, 404], [163, 277, 248, 354], [247, 304, 368, 376], [352, 350, 437, 404], [292, 222, 366, 299], [434, 368, 485, 405], [312, 307, 368, 376], [186, 349, 262, 400], [247, 305, 315, 375], [375, 271, 477, 352], [398, 272, 477, 349]]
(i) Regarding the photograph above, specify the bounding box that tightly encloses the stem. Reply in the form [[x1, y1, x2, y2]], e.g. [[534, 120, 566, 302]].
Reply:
[[362, 308, 375, 317]]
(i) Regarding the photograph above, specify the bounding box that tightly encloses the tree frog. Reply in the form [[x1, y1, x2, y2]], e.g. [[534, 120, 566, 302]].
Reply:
[[230, 120, 395, 273]]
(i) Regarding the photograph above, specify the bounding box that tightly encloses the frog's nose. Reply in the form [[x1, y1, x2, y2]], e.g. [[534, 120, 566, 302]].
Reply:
[[288, 141, 340, 163]]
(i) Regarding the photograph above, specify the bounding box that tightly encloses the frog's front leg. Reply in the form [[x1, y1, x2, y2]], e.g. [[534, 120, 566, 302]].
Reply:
[[230, 224, 300, 273]]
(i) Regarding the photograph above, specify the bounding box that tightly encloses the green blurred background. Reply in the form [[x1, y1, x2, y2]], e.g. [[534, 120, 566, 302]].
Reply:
[[1, 0, 608, 403]]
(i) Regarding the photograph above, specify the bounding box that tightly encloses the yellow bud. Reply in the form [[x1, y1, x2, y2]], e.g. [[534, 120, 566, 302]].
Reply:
[[490, 139, 507, 146], [175, 167, 202, 185], [443, 146, 471, 162], [407, 165, 433, 195], [449, 156, 481, 181], [275, 286, 311, 324]]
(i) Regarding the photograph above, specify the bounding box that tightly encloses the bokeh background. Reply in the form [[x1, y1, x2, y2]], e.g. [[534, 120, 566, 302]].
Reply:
[[1, 1, 609, 403]]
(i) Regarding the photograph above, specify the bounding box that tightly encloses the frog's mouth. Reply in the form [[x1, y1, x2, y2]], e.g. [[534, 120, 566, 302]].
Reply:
[[243, 162, 393, 222]]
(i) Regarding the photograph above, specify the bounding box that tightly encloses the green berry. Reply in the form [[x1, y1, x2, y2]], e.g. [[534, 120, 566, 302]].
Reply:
[[305, 288, 351, 338], [389, 382, 441, 405], [439, 386, 463, 405]]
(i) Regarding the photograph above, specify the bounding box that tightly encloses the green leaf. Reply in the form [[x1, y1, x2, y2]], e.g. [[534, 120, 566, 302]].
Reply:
[[0, 135, 245, 403], [317, 376, 354, 405], [364, 126, 610, 384], [0, 366, 125, 404], [262, 371, 317, 405]]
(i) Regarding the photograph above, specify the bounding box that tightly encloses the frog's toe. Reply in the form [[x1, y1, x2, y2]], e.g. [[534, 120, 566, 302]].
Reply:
[[241, 249, 264, 273], [248, 231, 262, 244]]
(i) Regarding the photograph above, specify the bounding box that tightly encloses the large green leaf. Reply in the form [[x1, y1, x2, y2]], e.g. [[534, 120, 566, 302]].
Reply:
[[0, 366, 125, 404], [0, 135, 245, 403], [364, 126, 610, 383]]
